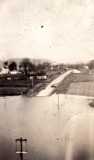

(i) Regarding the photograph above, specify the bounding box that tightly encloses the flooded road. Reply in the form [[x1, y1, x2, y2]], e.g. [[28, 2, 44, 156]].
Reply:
[[0, 94, 94, 160]]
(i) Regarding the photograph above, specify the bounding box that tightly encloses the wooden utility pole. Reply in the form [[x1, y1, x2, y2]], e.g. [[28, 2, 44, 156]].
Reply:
[[16, 137, 27, 160], [51, 85, 60, 111]]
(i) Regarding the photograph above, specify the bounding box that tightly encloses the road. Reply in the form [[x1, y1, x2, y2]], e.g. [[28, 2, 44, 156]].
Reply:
[[37, 70, 73, 96]]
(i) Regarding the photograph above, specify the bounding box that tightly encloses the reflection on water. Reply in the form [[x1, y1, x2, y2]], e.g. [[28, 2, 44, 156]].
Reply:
[[72, 149, 90, 160], [0, 95, 94, 160]]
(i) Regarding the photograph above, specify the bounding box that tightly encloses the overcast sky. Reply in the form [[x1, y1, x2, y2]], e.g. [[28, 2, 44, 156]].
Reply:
[[0, 0, 94, 63]]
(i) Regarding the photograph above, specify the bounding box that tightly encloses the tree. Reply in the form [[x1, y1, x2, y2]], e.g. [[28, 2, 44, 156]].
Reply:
[[36, 62, 51, 74], [8, 61, 17, 71], [19, 58, 35, 76], [88, 60, 94, 70], [3, 61, 8, 69]]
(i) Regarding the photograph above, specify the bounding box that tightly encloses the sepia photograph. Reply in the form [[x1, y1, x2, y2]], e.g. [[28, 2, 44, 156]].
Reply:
[[0, 0, 94, 160]]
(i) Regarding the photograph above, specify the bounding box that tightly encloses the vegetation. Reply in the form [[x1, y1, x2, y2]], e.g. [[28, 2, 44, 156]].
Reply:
[[87, 60, 94, 70], [19, 58, 38, 76], [0, 58, 92, 96], [8, 61, 17, 71], [3, 61, 8, 69], [35, 62, 51, 75], [2, 58, 51, 76]]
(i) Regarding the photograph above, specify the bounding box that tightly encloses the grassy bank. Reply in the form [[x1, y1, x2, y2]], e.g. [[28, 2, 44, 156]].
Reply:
[[0, 79, 32, 96], [0, 87, 28, 96]]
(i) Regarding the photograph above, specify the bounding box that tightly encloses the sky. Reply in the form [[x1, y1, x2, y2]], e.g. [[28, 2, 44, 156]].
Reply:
[[0, 0, 94, 63]]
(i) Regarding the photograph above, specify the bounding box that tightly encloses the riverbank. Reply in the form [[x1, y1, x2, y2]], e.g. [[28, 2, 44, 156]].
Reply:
[[0, 87, 28, 96], [0, 79, 32, 96]]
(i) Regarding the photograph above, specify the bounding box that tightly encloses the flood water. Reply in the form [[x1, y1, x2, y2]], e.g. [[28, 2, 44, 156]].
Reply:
[[0, 94, 94, 160]]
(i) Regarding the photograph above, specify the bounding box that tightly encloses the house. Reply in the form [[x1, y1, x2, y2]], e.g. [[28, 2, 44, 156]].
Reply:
[[0, 68, 9, 75]]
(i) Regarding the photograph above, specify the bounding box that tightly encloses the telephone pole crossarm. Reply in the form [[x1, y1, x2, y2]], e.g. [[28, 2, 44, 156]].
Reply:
[[15, 137, 28, 160]]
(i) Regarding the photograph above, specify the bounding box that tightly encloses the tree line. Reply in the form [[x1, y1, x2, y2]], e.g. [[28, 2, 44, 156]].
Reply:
[[3, 58, 51, 77]]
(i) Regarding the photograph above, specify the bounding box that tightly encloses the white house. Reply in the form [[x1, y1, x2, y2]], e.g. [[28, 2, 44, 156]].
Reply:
[[0, 68, 9, 75]]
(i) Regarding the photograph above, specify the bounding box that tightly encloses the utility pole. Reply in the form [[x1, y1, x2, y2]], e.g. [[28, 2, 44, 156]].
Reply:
[[51, 85, 60, 111], [31, 76, 34, 88], [57, 93, 59, 111], [16, 137, 27, 160]]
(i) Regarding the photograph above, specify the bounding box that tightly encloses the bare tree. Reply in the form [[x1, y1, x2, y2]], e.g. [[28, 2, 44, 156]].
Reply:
[[19, 58, 35, 76]]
